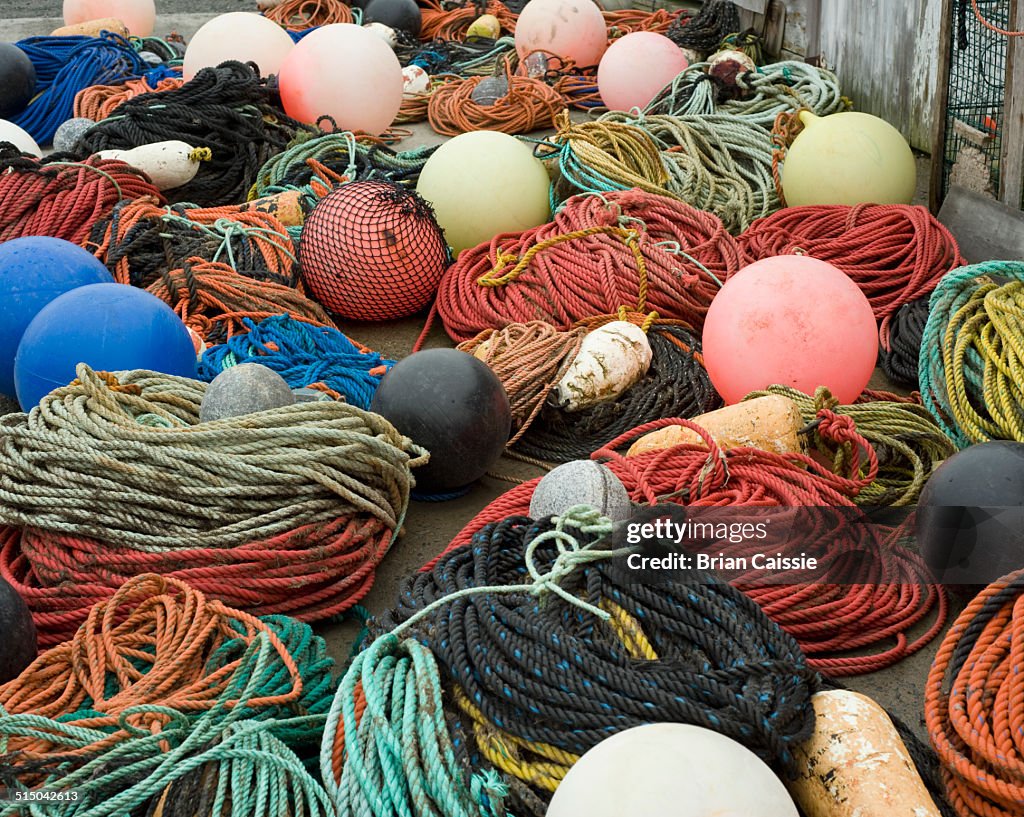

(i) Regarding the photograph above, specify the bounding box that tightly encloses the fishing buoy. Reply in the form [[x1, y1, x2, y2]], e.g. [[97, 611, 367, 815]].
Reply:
[[183, 13, 295, 81], [200, 363, 296, 422], [546, 723, 799, 817], [0, 44, 36, 119], [364, 0, 422, 37], [702, 256, 877, 404], [598, 32, 688, 112], [788, 690, 941, 817], [466, 13, 501, 39], [279, 24, 403, 136], [363, 22, 399, 48], [62, 0, 155, 36], [0, 576, 36, 684], [470, 76, 509, 105], [299, 180, 449, 320], [370, 349, 512, 494], [515, 0, 607, 67], [708, 49, 756, 98], [14, 283, 197, 410], [552, 321, 652, 412], [0, 119, 41, 157], [402, 65, 430, 95], [626, 395, 804, 457], [0, 237, 113, 397], [416, 130, 550, 255], [96, 141, 208, 191], [530, 460, 631, 522], [782, 111, 916, 207], [916, 441, 1024, 585], [235, 190, 306, 228], [51, 16, 129, 37], [52, 117, 94, 153]]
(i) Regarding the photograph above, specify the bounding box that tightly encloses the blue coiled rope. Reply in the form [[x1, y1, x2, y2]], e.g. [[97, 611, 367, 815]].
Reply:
[[198, 314, 395, 409], [14, 34, 147, 144]]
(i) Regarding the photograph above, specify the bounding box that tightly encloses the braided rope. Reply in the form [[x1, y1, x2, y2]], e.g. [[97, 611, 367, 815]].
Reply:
[[73, 75, 184, 121], [882, 297, 930, 387], [427, 71, 566, 136]]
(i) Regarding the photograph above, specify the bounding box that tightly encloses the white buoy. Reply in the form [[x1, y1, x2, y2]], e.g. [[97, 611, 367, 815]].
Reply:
[[546, 723, 799, 817], [96, 141, 207, 190], [552, 321, 652, 412]]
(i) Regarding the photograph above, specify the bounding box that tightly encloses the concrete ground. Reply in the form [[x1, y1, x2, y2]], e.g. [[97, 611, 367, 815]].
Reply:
[[0, 7, 946, 748]]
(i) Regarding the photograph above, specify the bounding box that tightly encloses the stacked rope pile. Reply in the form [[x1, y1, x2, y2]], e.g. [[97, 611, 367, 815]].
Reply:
[[13, 34, 147, 144], [443, 414, 948, 676], [0, 149, 162, 245], [0, 574, 336, 816], [407, 36, 518, 77], [925, 568, 1024, 817], [74, 74, 185, 121], [0, 364, 425, 646], [427, 69, 566, 135], [881, 297, 930, 387], [745, 385, 955, 506], [420, 0, 518, 41], [76, 62, 315, 206], [644, 61, 846, 129], [89, 196, 300, 288], [667, 0, 741, 55], [198, 315, 394, 409], [739, 204, 964, 346], [604, 7, 686, 36], [327, 509, 818, 817], [263, 0, 354, 28], [918, 260, 1024, 448], [146, 260, 332, 346], [434, 188, 741, 342]]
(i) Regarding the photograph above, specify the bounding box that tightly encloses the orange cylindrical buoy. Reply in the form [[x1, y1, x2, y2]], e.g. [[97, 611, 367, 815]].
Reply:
[[788, 690, 941, 817], [236, 190, 306, 228], [51, 17, 129, 36], [626, 395, 804, 457], [62, 0, 155, 36]]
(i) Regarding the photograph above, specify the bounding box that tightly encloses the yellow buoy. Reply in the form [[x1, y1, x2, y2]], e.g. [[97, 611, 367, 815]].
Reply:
[[466, 13, 500, 39], [416, 130, 551, 255], [781, 111, 916, 207]]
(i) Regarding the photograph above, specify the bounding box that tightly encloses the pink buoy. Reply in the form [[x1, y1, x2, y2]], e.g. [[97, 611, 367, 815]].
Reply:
[[702, 255, 877, 404], [278, 23, 403, 136], [183, 13, 295, 81], [598, 32, 688, 112], [514, 0, 607, 68], [62, 0, 155, 36]]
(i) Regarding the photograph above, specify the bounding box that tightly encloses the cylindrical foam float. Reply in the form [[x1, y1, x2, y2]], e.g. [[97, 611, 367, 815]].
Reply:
[[62, 0, 155, 36]]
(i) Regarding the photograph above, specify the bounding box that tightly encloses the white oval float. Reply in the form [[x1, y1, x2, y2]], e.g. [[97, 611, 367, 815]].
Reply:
[[552, 321, 652, 412]]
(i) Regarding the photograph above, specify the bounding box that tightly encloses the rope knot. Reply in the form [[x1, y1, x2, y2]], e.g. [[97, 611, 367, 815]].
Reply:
[[188, 147, 213, 163], [72, 370, 143, 396]]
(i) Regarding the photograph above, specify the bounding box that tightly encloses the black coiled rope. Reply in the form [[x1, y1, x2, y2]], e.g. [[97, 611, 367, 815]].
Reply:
[[514, 323, 721, 463], [76, 61, 315, 207], [880, 296, 929, 388], [668, 0, 742, 54]]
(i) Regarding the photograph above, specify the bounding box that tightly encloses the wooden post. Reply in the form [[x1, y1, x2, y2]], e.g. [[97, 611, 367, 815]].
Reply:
[[1000, 0, 1024, 208], [803, 0, 822, 64], [929, 0, 955, 213]]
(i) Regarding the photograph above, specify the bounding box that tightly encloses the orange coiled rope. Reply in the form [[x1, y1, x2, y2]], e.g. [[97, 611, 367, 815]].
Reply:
[[73, 76, 184, 121], [263, 0, 353, 27], [420, 0, 518, 40], [146, 258, 334, 344], [427, 69, 567, 135], [432, 188, 741, 342], [603, 7, 685, 35], [926, 569, 1024, 817]]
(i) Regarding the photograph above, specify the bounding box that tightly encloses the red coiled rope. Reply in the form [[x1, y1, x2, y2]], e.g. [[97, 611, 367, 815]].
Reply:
[[431, 188, 742, 343], [436, 412, 948, 676], [0, 153, 162, 245], [738, 204, 964, 348]]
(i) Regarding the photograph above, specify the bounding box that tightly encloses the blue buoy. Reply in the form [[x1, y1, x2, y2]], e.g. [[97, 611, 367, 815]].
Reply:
[[0, 237, 113, 398], [14, 283, 198, 410]]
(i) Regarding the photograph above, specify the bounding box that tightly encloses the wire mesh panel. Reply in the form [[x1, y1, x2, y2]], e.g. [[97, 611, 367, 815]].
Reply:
[[940, 0, 1011, 202]]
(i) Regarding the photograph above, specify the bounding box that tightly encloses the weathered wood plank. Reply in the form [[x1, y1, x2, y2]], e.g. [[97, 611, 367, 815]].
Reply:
[[999, 0, 1024, 207]]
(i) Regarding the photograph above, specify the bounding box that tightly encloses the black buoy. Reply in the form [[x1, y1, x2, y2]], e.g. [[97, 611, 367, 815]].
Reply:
[[364, 0, 423, 37], [0, 575, 37, 683], [370, 349, 511, 494], [0, 44, 36, 120], [916, 441, 1024, 587]]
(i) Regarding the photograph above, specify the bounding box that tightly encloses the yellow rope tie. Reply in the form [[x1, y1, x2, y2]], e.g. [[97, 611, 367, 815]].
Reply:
[[188, 147, 213, 163]]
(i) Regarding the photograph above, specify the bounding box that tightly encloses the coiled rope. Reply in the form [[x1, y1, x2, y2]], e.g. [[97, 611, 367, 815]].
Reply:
[[0, 365, 426, 646], [0, 149, 162, 245], [146, 260, 332, 345], [739, 204, 964, 346], [667, 0, 741, 55], [427, 70, 566, 136], [90, 196, 299, 288], [330, 508, 817, 817], [263, 0, 354, 28], [881, 297, 930, 387], [603, 7, 685, 36], [442, 415, 948, 675], [198, 314, 394, 410], [644, 61, 846, 129], [77, 61, 315, 206], [0, 574, 336, 817], [918, 260, 1024, 447], [13, 34, 147, 144], [73, 74, 184, 121], [925, 568, 1024, 817], [433, 188, 740, 342], [744, 385, 956, 506], [420, 0, 518, 41]]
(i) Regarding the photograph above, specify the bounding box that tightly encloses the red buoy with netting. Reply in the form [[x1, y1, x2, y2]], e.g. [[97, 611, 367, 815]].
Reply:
[[299, 180, 450, 320]]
